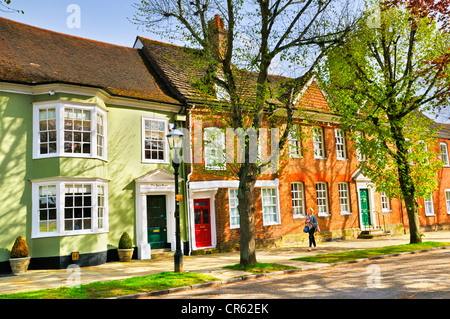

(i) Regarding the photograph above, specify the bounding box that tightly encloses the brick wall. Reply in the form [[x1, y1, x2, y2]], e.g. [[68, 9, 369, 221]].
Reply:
[[187, 82, 450, 251]]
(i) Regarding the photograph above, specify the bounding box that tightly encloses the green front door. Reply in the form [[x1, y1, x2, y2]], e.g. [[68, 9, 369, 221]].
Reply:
[[147, 195, 167, 249], [360, 189, 371, 227]]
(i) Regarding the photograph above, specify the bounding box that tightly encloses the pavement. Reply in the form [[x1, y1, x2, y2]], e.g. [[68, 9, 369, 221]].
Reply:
[[1, 230, 449, 296]]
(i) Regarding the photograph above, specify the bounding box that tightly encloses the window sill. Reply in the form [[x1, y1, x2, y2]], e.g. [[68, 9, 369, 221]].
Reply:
[[318, 213, 331, 217], [263, 222, 281, 227], [32, 230, 109, 239], [340, 212, 352, 216], [205, 166, 227, 171], [142, 160, 170, 165], [34, 154, 108, 162]]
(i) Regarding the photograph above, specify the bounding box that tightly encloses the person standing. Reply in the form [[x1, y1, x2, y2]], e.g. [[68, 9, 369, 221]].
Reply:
[[306, 208, 319, 251]]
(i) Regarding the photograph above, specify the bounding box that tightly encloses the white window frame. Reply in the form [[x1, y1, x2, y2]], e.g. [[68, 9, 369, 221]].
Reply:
[[335, 129, 347, 160], [142, 117, 169, 164], [261, 187, 281, 226], [288, 125, 301, 158], [31, 178, 109, 238], [228, 188, 240, 229], [33, 102, 107, 161], [313, 126, 325, 159], [338, 182, 351, 215], [204, 127, 226, 170], [440, 142, 449, 166], [424, 195, 435, 216], [291, 182, 306, 218], [380, 192, 391, 212], [445, 190, 450, 215], [316, 182, 330, 216]]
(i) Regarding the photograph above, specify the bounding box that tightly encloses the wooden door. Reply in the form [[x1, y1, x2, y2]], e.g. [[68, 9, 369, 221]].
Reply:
[[360, 189, 371, 227], [194, 199, 212, 248], [147, 195, 167, 249]]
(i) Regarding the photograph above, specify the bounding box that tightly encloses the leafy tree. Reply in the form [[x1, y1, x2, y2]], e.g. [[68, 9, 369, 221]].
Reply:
[[0, 0, 23, 14], [318, 0, 450, 243], [133, 0, 357, 266]]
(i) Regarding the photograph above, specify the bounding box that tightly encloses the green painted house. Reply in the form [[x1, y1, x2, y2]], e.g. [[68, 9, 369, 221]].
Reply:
[[0, 17, 190, 272]]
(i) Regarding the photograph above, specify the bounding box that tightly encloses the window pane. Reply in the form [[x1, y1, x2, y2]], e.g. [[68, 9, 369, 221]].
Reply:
[[291, 182, 305, 217], [38, 108, 57, 155], [204, 128, 226, 170], [63, 108, 92, 155], [144, 120, 166, 161], [63, 183, 92, 231], [38, 185, 57, 233], [229, 189, 240, 227], [313, 127, 324, 158], [261, 188, 278, 224], [316, 183, 329, 215]]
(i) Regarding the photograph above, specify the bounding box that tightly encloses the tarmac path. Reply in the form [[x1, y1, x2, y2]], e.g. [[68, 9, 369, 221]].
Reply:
[[145, 249, 450, 299]]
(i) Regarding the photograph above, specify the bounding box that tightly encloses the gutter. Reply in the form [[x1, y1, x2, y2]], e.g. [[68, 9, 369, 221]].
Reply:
[[186, 103, 196, 255]]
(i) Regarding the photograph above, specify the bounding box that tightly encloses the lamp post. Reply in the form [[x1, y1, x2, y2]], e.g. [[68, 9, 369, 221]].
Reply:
[[166, 123, 184, 273]]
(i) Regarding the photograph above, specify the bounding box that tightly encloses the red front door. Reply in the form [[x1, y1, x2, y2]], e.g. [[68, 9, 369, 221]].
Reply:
[[194, 199, 212, 248]]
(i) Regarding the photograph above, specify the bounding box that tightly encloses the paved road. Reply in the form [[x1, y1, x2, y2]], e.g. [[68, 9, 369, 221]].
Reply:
[[147, 249, 450, 299]]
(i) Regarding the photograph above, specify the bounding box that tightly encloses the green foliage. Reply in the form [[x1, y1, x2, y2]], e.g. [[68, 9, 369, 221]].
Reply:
[[293, 241, 450, 263], [118, 232, 133, 249], [10, 236, 29, 258], [0, 272, 218, 299], [318, 1, 449, 200], [223, 262, 297, 274]]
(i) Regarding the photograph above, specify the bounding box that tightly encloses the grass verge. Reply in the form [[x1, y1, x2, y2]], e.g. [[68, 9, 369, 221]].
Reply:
[[0, 271, 218, 299], [292, 241, 450, 264], [223, 262, 297, 274]]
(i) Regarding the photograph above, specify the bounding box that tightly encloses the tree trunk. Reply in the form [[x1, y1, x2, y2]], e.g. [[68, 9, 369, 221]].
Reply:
[[391, 121, 422, 244], [403, 194, 422, 243], [238, 163, 259, 266]]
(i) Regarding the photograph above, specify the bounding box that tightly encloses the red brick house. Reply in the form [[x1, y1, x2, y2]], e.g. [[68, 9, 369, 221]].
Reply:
[[136, 23, 450, 253]]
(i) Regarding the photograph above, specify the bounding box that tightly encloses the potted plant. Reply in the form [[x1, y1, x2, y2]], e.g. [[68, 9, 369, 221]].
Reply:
[[117, 232, 134, 262], [9, 236, 31, 275]]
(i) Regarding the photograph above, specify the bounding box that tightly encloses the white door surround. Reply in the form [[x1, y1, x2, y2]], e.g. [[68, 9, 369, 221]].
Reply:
[[352, 170, 377, 229], [187, 179, 279, 251], [135, 169, 182, 259]]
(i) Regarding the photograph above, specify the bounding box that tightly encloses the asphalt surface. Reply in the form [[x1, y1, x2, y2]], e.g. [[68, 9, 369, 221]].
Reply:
[[144, 249, 450, 299]]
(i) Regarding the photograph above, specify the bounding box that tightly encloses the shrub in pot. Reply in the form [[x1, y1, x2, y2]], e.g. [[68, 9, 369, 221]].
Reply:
[[117, 232, 134, 262], [9, 236, 31, 274]]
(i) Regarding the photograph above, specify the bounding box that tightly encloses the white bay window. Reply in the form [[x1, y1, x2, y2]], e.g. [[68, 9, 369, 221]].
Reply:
[[33, 102, 107, 160], [32, 179, 108, 238]]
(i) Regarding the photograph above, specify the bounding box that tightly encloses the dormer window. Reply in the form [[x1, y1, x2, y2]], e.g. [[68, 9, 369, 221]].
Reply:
[[215, 76, 230, 102]]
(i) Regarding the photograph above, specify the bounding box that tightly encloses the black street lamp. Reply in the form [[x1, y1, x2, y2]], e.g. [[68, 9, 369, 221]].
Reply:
[[166, 123, 184, 273]]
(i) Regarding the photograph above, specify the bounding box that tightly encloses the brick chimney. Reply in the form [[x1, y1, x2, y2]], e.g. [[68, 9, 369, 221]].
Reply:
[[208, 14, 227, 60]]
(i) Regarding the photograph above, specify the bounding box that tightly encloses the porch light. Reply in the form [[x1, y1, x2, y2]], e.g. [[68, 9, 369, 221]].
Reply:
[[166, 123, 184, 150]]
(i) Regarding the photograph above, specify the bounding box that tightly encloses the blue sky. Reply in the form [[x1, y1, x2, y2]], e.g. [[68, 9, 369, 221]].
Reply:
[[0, 0, 167, 47]]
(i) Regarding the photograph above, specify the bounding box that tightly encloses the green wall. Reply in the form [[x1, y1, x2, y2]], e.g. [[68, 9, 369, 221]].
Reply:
[[0, 90, 187, 263]]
